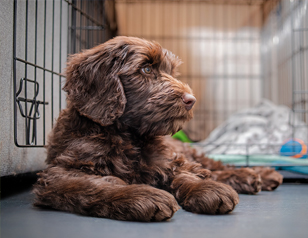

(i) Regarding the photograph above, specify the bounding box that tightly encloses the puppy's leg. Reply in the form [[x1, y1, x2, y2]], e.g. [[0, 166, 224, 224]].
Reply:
[[251, 167, 283, 191], [171, 173, 239, 214], [211, 168, 262, 194], [182, 148, 263, 194], [167, 139, 232, 171], [34, 166, 179, 221]]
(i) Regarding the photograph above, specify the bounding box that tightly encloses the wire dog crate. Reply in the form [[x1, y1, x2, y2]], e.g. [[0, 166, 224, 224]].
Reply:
[[13, 0, 116, 147], [13, 0, 308, 169]]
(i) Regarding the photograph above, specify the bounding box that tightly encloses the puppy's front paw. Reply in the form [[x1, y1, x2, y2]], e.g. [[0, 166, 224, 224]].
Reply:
[[212, 168, 262, 194], [181, 180, 239, 215], [252, 167, 283, 191], [146, 190, 180, 221], [112, 185, 180, 222]]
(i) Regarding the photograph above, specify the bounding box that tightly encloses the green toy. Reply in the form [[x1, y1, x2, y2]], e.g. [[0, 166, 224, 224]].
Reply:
[[172, 130, 192, 143]]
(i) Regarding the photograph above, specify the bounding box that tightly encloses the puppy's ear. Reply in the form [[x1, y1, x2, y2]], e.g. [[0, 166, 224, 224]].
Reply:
[[63, 43, 127, 126]]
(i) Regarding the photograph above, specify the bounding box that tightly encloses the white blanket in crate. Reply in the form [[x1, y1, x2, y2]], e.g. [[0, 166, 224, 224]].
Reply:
[[199, 99, 308, 155]]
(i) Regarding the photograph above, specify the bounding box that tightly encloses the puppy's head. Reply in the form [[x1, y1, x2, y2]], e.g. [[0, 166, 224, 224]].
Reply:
[[64, 36, 196, 136]]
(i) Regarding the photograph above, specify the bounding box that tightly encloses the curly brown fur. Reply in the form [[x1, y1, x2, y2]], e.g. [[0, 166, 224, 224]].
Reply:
[[251, 166, 283, 191], [166, 137, 283, 193], [34, 36, 239, 221]]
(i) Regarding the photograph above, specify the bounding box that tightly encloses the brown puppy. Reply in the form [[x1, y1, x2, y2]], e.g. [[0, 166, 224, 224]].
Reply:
[[33, 36, 280, 221]]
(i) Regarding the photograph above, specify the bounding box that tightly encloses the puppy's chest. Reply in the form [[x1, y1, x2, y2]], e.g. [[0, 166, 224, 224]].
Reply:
[[92, 136, 176, 186], [120, 141, 175, 185]]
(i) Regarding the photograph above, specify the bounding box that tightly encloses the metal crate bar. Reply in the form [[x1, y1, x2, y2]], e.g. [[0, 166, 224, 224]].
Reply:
[[13, 0, 113, 147]]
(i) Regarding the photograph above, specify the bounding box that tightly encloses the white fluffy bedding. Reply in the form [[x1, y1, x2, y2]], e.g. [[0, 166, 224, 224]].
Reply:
[[199, 99, 308, 156]]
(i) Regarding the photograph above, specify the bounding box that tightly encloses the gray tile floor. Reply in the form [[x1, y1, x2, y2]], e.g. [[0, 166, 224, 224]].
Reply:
[[1, 184, 308, 238]]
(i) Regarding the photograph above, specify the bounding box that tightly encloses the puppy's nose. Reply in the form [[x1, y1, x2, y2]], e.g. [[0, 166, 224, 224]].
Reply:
[[182, 93, 196, 111]]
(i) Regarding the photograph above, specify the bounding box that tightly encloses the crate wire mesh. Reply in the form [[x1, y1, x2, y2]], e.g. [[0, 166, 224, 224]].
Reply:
[[258, 0, 308, 160], [13, 0, 115, 147]]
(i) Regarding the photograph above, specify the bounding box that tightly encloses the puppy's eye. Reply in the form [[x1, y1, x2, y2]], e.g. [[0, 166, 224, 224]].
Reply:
[[142, 66, 152, 74]]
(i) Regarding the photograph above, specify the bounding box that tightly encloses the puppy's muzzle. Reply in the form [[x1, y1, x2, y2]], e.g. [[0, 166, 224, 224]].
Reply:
[[182, 93, 196, 111]]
